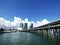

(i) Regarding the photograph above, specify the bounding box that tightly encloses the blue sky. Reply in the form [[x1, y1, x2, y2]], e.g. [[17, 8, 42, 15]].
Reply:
[[0, 0, 60, 22]]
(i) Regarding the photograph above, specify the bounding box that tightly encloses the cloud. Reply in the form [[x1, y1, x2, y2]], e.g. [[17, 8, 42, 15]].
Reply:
[[36, 19, 49, 27], [0, 16, 50, 30]]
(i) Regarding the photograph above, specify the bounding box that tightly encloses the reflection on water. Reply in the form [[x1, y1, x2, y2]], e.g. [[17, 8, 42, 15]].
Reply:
[[0, 32, 60, 45]]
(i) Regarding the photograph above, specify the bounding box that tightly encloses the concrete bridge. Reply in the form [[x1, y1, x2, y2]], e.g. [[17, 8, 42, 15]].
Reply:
[[24, 20, 60, 35]]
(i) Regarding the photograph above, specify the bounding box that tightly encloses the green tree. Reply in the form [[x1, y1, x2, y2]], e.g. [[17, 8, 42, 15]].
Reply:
[[0, 28, 4, 32]]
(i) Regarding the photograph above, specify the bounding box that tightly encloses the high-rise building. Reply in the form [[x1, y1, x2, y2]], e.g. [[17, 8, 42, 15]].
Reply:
[[24, 23, 28, 30], [20, 23, 23, 28], [30, 23, 33, 29]]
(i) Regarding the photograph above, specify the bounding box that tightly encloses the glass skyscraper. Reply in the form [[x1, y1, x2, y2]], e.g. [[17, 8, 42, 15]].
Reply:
[[30, 23, 33, 29], [24, 23, 28, 30], [20, 23, 23, 28]]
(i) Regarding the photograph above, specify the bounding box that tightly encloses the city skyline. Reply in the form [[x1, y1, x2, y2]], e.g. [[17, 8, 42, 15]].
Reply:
[[0, 16, 49, 29]]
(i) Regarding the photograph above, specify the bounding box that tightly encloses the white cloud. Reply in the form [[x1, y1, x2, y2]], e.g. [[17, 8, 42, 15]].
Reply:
[[36, 19, 49, 27], [11, 17, 21, 27], [0, 16, 50, 30]]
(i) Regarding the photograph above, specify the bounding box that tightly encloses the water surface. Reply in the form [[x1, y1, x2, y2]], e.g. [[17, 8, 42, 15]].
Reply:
[[0, 32, 60, 45]]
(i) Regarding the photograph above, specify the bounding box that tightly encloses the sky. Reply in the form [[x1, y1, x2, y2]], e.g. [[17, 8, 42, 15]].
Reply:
[[0, 0, 60, 29]]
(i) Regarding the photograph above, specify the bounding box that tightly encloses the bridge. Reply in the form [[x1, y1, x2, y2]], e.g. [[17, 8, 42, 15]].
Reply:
[[22, 20, 60, 35]]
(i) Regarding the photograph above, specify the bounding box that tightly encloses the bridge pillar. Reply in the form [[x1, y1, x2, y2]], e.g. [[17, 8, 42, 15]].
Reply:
[[38, 30, 41, 33], [40, 29, 48, 35], [45, 29, 48, 34], [42, 29, 48, 35], [57, 29, 60, 35], [48, 29, 50, 34], [42, 29, 45, 34], [41, 29, 43, 35], [49, 29, 53, 35], [55, 29, 58, 35], [45, 29, 48, 35], [50, 29, 54, 35], [38, 30, 42, 34], [38, 29, 60, 35], [47, 29, 60, 35], [51, 29, 58, 35]]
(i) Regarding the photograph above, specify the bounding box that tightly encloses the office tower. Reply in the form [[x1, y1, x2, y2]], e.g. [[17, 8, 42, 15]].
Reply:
[[30, 23, 33, 29], [24, 23, 28, 30], [20, 23, 23, 28]]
